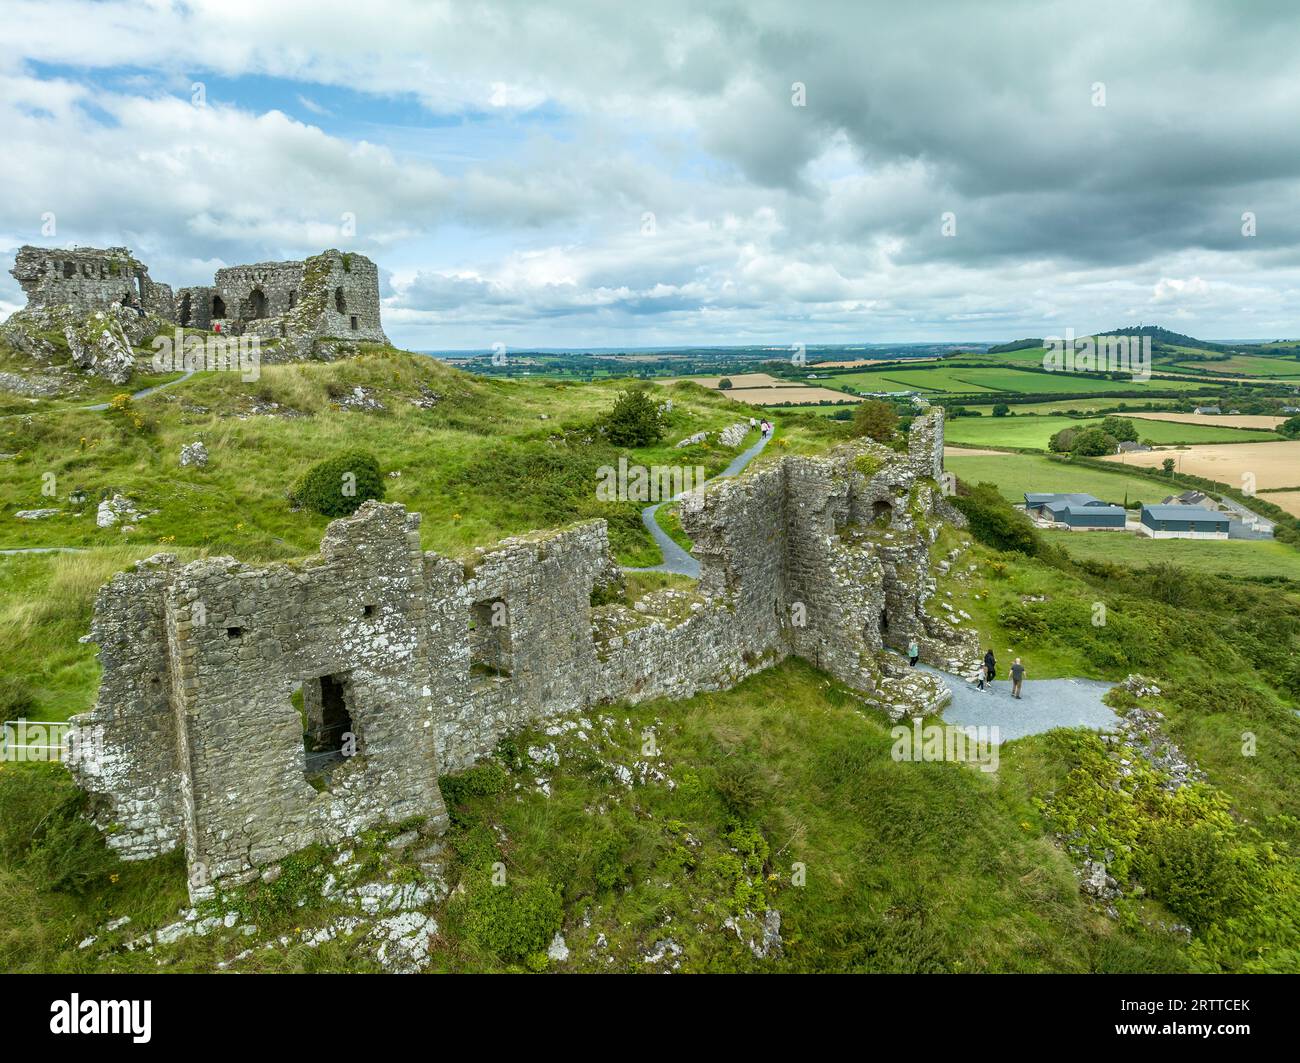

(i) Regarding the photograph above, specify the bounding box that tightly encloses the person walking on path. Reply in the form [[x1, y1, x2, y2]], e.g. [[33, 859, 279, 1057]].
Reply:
[[907, 639, 919, 667], [983, 648, 997, 689], [1010, 658, 1026, 699], [975, 660, 987, 691]]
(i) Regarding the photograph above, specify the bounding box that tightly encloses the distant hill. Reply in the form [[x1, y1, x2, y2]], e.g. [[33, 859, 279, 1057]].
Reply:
[[1093, 325, 1231, 353], [987, 338, 1042, 354]]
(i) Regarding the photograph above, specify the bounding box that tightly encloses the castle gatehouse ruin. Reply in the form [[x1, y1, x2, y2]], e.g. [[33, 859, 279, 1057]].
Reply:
[[67, 409, 976, 897]]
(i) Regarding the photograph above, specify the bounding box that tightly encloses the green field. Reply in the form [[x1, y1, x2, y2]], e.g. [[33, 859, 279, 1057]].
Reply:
[[1041, 529, 1300, 581], [1170, 353, 1300, 378], [962, 399, 1206, 416], [826, 365, 1211, 398], [943, 414, 1277, 450], [944, 450, 1182, 506]]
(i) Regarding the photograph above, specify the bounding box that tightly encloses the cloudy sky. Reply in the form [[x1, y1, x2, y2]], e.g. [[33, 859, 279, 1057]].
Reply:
[[2, 0, 1299, 348]]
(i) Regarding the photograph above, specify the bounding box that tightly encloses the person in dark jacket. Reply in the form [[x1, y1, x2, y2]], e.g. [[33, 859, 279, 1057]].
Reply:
[[983, 648, 996, 688]]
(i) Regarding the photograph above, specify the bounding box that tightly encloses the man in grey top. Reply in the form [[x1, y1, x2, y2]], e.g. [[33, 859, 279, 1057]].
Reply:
[[1010, 658, 1026, 699]]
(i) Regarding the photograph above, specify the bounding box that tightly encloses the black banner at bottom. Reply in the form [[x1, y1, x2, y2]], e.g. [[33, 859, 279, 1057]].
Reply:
[[0, 972, 1291, 1050]]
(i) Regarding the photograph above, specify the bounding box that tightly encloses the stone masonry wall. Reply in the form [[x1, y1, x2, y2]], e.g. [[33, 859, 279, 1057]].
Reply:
[[11, 245, 174, 319], [69, 409, 969, 894]]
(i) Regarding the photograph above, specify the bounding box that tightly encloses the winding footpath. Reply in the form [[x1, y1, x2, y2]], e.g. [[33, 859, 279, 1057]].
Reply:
[[80, 369, 196, 411], [628, 428, 772, 577]]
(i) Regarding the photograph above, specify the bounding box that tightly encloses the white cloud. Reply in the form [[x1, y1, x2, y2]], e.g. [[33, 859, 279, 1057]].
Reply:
[[3, 1, 1300, 345]]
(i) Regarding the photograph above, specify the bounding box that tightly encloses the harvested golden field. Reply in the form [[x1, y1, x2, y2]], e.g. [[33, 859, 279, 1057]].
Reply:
[[1126, 411, 1288, 430], [1262, 491, 1300, 517], [1099, 440, 1300, 489], [658, 372, 784, 388]]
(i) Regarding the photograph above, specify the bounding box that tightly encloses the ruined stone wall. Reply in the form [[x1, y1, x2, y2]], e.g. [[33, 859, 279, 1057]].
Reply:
[[11, 245, 174, 319], [71, 557, 185, 860], [9, 245, 387, 366], [70, 409, 963, 893], [174, 286, 215, 330]]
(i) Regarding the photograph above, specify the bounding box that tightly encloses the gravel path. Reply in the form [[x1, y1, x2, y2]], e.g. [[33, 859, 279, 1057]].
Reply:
[[81, 369, 195, 411], [627, 429, 771, 576], [918, 662, 1118, 742]]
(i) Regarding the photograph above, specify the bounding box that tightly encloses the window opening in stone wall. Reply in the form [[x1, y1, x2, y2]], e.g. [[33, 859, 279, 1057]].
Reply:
[[335, 286, 346, 313], [179, 292, 191, 326], [301, 674, 356, 789], [469, 597, 512, 678], [288, 289, 297, 309], [350, 314, 358, 330], [871, 499, 892, 525], [249, 287, 268, 319], [212, 294, 226, 318]]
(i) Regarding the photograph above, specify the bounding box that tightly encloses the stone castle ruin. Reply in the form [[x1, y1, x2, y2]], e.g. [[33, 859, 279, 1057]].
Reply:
[[11, 246, 176, 318], [67, 409, 977, 897], [5, 244, 387, 372]]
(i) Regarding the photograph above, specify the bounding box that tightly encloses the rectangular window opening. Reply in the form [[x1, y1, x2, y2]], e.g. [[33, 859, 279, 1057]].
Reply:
[[469, 597, 512, 678], [300, 674, 356, 789]]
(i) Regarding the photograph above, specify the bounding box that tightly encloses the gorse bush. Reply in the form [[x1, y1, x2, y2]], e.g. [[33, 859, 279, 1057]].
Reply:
[[289, 449, 384, 517], [850, 400, 899, 443]]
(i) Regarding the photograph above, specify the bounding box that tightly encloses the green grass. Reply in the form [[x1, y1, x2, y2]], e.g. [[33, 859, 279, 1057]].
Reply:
[[945, 450, 1187, 506], [0, 353, 826, 567], [959, 399, 1146, 416], [824, 365, 1211, 398], [944, 413, 1277, 450], [1040, 530, 1300, 582], [0, 657, 1195, 973], [1170, 354, 1300, 378]]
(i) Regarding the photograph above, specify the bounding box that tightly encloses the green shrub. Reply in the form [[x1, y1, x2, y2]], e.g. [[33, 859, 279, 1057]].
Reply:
[[462, 870, 563, 962], [439, 762, 510, 827], [592, 836, 632, 893], [289, 449, 384, 517], [1135, 821, 1250, 932], [714, 758, 763, 818], [601, 388, 664, 447], [950, 482, 1041, 555], [850, 400, 899, 443]]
